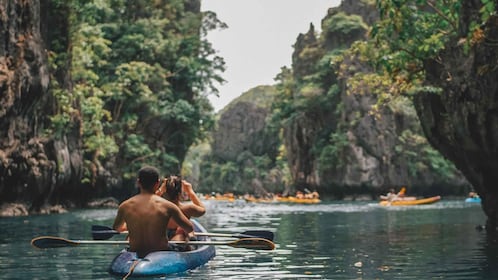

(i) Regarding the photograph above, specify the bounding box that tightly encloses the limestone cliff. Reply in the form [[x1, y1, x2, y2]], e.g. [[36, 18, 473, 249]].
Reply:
[[201, 85, 283, 195], [206, 0, 470, 198], [415, 0, 498, 230], [214, 102, 273, 162], [0, 0, 84, 212], [0, 0, 205, 215], [282, 0, 469, 196]]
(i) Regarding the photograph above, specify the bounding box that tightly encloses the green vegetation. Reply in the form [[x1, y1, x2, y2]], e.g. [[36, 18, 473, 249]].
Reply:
[[318, 131, 349, 171], [354, 0, 493, 99], [198, 85, 284, 195], [396, 130, 457, 180], [199, 152, 287, 195], [263, 1, 465, 195], [220, 85, 278, 113], [322, 12, 368, 37], [44, 0, 225, 193], [41, 0, 470, 197]]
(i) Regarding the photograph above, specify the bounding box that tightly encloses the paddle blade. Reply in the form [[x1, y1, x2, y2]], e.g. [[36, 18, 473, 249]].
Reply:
[[230, 238, 275, 250], [92, 225, 112, 231], [238, 230, 274, 241], [91, 225, 121, 240], [31, 236, 79, 249]]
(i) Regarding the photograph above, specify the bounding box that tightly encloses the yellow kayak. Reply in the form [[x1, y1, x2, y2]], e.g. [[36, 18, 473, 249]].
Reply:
[[379, 196, 441, 206], [244, 197, 275, 203], [244, 196, 321, 204], [276, 196, 321, 204], [203, 194, 236, 202]]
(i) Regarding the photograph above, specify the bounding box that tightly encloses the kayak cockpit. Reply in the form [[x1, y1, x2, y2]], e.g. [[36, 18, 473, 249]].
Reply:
[[108, 220, 215, 277]]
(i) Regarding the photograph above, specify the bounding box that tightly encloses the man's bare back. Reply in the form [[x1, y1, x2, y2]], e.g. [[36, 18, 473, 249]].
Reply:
[[113, 166, 193, 258]]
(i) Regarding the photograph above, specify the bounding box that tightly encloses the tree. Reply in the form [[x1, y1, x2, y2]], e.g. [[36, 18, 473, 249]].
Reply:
[[47, 0, 226, 195]]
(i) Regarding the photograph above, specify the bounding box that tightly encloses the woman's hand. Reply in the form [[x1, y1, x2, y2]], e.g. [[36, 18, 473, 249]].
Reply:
[[156, 178, 167, 196], [182, 180, 193, 194], [180, 180, 194, 200]]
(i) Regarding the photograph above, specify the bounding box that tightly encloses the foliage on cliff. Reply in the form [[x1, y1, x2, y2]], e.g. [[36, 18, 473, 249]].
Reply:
[[360, 0, 498, 227], [289, 2, 465, 195], [204, 0, 468, 197], [46, 0, 224, 191], [198, 86, 286, 195], [348, 0, 496, 190], [0, 0, 226, 205]]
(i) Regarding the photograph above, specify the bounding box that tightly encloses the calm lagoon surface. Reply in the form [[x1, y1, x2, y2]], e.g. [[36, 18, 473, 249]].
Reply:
[[0, 199, 494, 279]]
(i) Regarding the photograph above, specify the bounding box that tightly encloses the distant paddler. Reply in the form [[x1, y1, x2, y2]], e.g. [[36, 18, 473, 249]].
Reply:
[[380, 187, 416, 202]]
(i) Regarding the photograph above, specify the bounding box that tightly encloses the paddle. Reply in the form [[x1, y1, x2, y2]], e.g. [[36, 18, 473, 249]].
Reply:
[[91, 225, 127, 240], [31, 236, 275, 250], [91, 225, 274, 241]]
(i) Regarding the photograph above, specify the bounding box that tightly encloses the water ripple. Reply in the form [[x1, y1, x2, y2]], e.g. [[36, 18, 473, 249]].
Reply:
[[1, 199, 492, 279]]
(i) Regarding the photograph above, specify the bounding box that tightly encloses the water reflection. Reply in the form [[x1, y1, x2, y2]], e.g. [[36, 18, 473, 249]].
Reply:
[[0, 200, 493, 279], [472, 234, 498, 279]]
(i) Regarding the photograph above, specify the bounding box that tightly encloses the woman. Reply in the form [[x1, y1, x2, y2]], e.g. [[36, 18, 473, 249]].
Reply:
[[156, 176, 206, 243]]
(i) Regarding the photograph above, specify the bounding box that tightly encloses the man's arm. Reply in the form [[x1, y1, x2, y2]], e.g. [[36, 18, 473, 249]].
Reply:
[[169, 203, 194, 233], [112, 206, 127, 232]]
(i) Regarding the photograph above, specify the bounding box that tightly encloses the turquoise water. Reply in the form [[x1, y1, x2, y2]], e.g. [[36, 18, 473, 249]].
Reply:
[[0, 199, 493, 279]]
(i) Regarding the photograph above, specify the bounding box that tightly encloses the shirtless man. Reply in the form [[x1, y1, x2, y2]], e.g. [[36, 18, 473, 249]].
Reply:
[[156, 175, 205, 241], [113, 166, 194, 258]]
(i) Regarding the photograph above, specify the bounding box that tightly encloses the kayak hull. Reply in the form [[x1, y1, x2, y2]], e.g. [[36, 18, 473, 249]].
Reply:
[[276, 197, 321, 204], [379, 196, 417, 201], [244, 196, 321, 204], [465, 197, 481, 203], [108, 220, 215, 277], [379, 196, 441, 206]]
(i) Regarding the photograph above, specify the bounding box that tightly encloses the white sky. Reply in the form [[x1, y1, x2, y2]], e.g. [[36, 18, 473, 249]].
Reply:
[[201, 0, 341, 112]]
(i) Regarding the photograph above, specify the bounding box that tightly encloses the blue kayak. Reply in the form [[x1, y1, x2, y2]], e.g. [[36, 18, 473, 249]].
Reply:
[[465, 197, 481, 203], [108, 220, 215, 277]]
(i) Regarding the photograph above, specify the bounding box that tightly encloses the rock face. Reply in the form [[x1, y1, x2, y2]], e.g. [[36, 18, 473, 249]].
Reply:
[[202, 85, 283, 195], [209, 0, 469, 198], [0, 0, 205, 215], [0, 203, 29, 217], [416, 0, 498, 230], [213, 101, 277, 162], [0, 0, 84, 212], [282, 0, 469, 195]]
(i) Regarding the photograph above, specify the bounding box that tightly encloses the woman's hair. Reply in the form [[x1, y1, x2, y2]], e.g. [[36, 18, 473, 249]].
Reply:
[[163, 175, 182, 201]]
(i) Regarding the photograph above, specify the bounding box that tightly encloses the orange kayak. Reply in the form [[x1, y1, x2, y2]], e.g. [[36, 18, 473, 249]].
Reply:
[[379, 196, 441, 206], [244, 197, 275, 203], [275, 197, 321, 204], [244, 196, 321, 204]]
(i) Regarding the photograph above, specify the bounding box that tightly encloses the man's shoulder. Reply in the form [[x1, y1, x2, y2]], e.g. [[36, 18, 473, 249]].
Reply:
[[119, 195, 141, 206], [153, 195, 176, 207], [118, 197, 132, 208]]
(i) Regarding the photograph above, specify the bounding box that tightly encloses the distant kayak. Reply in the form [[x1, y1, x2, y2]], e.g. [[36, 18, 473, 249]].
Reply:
[[275, 196, 321, 204], [244, 196, 321, 204], [379, 196, 417, 201], [465, 197, 481, 203], [203, 194, 237, 202], [379, 196, 441, 206], [108, 219, 215, 277]]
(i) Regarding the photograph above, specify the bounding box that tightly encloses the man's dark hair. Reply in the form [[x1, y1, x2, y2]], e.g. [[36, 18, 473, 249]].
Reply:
[[138, 166, 159, 191]]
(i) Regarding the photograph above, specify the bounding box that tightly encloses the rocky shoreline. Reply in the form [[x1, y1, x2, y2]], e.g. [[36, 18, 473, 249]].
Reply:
[[0, 197, 120, 217]]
